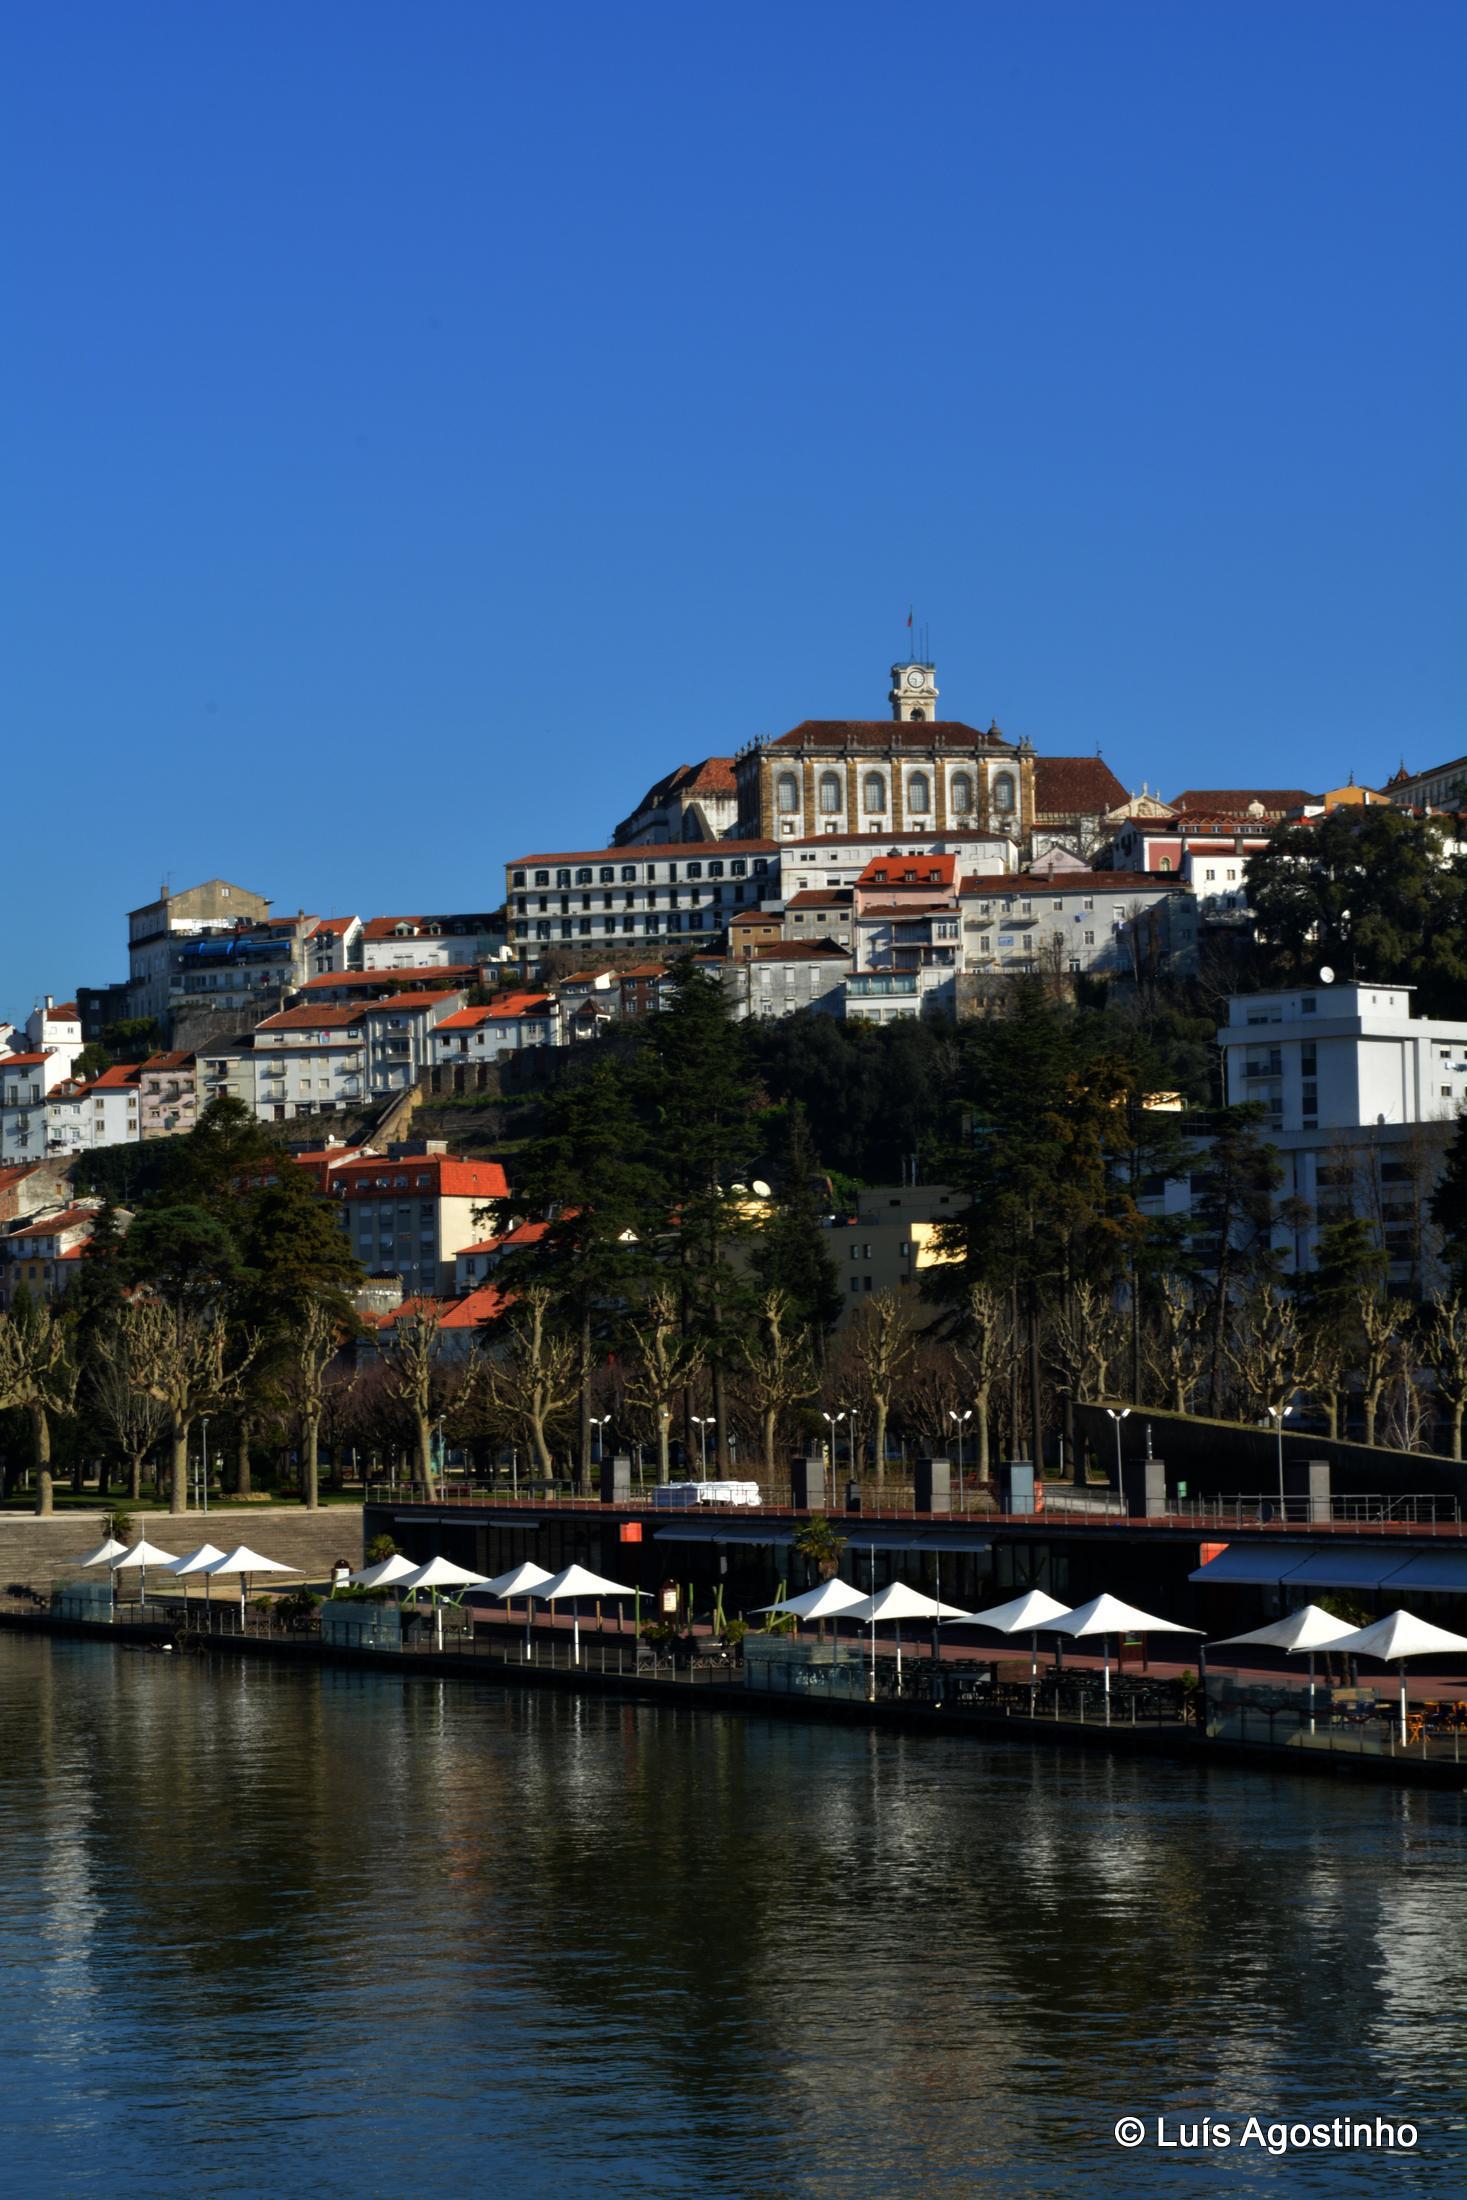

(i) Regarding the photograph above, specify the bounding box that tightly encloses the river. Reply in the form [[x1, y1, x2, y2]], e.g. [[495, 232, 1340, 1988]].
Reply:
[[2, 1635, 1464, 2196]]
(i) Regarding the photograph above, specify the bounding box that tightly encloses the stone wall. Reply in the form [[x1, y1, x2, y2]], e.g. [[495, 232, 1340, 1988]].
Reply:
[[0, 1506, 365, 1596]]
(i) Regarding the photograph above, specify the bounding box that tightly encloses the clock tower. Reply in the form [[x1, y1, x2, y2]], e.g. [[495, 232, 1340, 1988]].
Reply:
[[890, 661, 939, 722]]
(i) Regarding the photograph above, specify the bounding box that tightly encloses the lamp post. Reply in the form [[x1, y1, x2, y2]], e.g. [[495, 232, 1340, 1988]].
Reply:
[[948, 1408, 972, 1511], [691, 1415, 715, 1476], [200, 1414, 211, 1515], [822, 1409, 846, 1480], [589, 1414, 611, 1464], [1267, 1404, 1295, 1515], [1105, 1406, 1130, 1494]]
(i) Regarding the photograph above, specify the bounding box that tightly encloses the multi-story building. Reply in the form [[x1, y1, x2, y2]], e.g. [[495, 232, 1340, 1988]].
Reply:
[[613, 759, 739, 846], [0, 1203, 110, 1308], [244, 1006, 369, 1121], [45, 1066, 141, 1155], [1218, 982, 1467, 1135], [618, 964, 675, 1018], [775, 826, 1015, 895], [361, 992, 464, 1097], [22, 1000, 83, 1070], [778, 890, 854, 953], [325, 1146, 511, 1296], [135, 1052, 198, 1138], [1, 1052, 73, 1163], [166, 915, 324, 1025], [852, 853, 962, 976], [359, 913, 505, 971], [430, 996, 558, 1066], [1029, 756, 1131, 860], [127, 878, 272, 1024], [734, 662, 1036, 845], [958, 869, 1194, 979], [1100, 808, 1281, 879], [505, 842, 777, 970], [291, 966, 478, 1006], [0, 1160, 72, 1225], [1384, 757, 1467, 813], [725, 943, 852, 1021], [839, 967, 956, 1024]]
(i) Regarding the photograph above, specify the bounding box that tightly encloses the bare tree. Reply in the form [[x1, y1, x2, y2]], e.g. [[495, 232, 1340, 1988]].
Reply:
[[623, 1286, 706, 1485], [953, 1282, 1017, 1481], [1423, 1293, 1467, 1461], [1143, 1278, 1207, 1415], [850, 1292, 917, 1495], [1357, 1290, 1410, 1448], [384, 1304, 471, 1494], [89, 1326, 169, 1500], [738, 1289, 818, 1475], [0, 1300, 77, 1517], [125, 1299, 257, 1515], [287, 1300, 345, 1511], [1227, 1287, 1314, 1422], [484, 1286, 578, 1479]]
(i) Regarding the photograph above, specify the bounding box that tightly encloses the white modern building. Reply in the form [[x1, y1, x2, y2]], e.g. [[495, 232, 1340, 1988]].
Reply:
[[1218, 982, 1467, 1134]]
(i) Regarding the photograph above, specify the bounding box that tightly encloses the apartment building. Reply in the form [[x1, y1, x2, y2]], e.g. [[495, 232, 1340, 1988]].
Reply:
[[325, 1146, 511, 1296]]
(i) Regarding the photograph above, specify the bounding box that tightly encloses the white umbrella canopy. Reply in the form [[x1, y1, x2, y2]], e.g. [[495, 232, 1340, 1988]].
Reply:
[[396, 1556, 489, 1593], [482, 1561, 553, 1598], [526, 1563, 638, 1665], [75, 1535, 130, 1568], [964, 1589, 1074, 1633], [108, 1538, 181, 1608], [204, 1544, 298, 1622], [753, 1579, 867, 1622], [167, 1543, 229, 1579], [351, 1553, 420, 1588], [843, 1581, 972, 1683], [1053, 1593, 1201, 1718], [1325, 1610, 1467, 1742], [963, 1588, 1076, 1688], [1211, 1606, 1359, 1653]]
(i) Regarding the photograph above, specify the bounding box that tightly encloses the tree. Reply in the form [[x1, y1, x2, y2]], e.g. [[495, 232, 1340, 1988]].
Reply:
[[119, 1203, 241, 1308], [792, 1514, 846, 1581], [1227, 1287, 1314, 1423], [235, 1158, 362, 1507], [502, 1061, 657, 1491], [739, 1289, 818, 1475], [88, 1317, 169, 1500], [1142, 1277, 1208, 1416], [751, 1104, 842, 1342], [286, 1300, 342, 1511], [953, 1282, 1016, 1481], [623, 1285, 705, 1485], [124, 1298, 256, 1514], [1189, 1105, 1283, 1414], [384, 1304, 461, 1493], [1423, 1293, 1467, 1461], [1246, 807, 1467, 1014], [0, 1293, 77, 1516], [850, 1291, 916, 1491], [1356, 1288, 1410, 1448], [484, 1286, 578, 1479]]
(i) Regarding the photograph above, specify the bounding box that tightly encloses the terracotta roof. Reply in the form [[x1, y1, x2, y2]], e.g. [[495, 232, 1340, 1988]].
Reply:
[[5, 1206, 98, 1241], [768, 719, 1012, 752], [749, 942, 852, 962], [784, 889, 853, 908], [960, 870, 1182, 895], [138, 1051, 194, 1070], [508, 839, 776, 865], [856, 854, 958, 889], [298, 968, 475, 991], [45, 1002, 80, 1019], [729, 909, 782, 926], [257, 1005, 366, 1032], [89, 1066, 143, 1088], [623, 757, 738, 816], [360, 914, 498, 942], [435, 997, 552, 1028], [329, 1157, 510, 1201], [458, 1220, 549, 1259], [371, 1284, 512, 1332], [1, 1052, 51, 1068], [1170, 788, 1318, 814], [1032, 756, 1128, 817], [360, 992, 463, 1016], [618, 963, 670, 979]]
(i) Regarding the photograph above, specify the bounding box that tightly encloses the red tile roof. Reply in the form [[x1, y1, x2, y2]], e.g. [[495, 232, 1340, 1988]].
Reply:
[[960, 870, 1182, 895], [360, 991, 463, 1016], [138, 1051, 194, 1070], [329, 1156, 510, 1202], [1170, 788, 1318, 814], [856, 854, 958, 889], [45, 1002, 80, 1019], [90, 1066, 143, 1089], [435, 995, 552, 1029], [769, 719, 1011, 752], [5, 1206, 98, 1241], [2, 1052, 51, 1068], [750, 942, 852, 962], [257, 1005, 366, 1032], [508, 839, 777, 865], [784, 888, 852, 907], [622, 757, 738, 816], [298, 969, 475, 992], [1032, 756, 1129, 817]]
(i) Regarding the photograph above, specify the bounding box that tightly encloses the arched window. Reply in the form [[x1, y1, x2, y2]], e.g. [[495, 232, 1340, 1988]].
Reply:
[[863, 771, 886, 814], [908, 771, 931, 814], [992, 772, 1016, 814], [950, 772, 973, 814], [819, 771, 843, 814], [776, 772, 799, 814], [1159, 856, 1172, 872]]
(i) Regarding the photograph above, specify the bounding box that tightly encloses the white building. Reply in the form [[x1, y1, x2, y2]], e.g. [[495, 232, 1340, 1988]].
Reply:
[[245, 1006, 369, 1121], [361, 992, 464, 1097], [506, 842, 778, 968], [127, 878, 273, 1023], [1, 1052, 72, 1163], [430, 996, 559, 1066], [359, 914, 505, 971], [958, 869, 1194, 978], [725, 944, 852, 1020], [1219, 982, 1467, 1134], [23, 999, 83, 1075]]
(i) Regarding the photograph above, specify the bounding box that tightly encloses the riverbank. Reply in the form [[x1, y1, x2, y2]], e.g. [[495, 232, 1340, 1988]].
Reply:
[[0, 1507, 363, 1595], [7, 1603, 1466, 1794]]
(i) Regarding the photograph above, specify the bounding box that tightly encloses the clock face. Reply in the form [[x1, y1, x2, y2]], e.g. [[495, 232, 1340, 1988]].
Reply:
[[906, 669, 926, 689]]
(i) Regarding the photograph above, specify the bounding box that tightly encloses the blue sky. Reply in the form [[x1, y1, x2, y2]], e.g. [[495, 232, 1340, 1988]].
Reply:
[[5, 1, 1464, 1013]]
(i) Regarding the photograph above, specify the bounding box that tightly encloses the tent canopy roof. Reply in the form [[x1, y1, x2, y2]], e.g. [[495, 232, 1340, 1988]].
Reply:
[[397, 1556, 488, 1592], [1056, 1592, 1200, 1638], [1210, 1604, 1360, 1653], [1330, 1610, 1467, 1663], [109, 1539, 180, 1570], [963, 1589, 1073, 1634], [530, 1564, 637, 1601], [481, 1562, 554, 1596], [754, 1579, 867, 1621], [843, 1583, 971, 1624], [203, 1545, 297, 1576]]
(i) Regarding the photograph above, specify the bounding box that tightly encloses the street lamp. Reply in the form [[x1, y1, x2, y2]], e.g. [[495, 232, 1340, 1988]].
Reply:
[[691, 1414, 715, 1476], [822, 1409, 846, 1473], [589, 1414, 611, 1464], [200, 1414, 211, 1515], [1105, 1406, 1130, 1491], [948, 1408, 972, 1511], [1267, 1403, 1295, 1514]]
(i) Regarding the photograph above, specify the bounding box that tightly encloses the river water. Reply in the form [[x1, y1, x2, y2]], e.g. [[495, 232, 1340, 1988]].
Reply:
[[3, 1635, 1464, 2197]]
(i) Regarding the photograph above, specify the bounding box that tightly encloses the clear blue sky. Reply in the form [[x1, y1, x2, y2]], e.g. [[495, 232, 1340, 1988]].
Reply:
[[5, 1, 1464, 1013]]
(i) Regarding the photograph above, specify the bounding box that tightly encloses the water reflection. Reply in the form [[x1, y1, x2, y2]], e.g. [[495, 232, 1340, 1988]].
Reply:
[[2, 1637, 1466, 2196]]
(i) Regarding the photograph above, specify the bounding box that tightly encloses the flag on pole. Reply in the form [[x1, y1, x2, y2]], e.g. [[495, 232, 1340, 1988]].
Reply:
[[906, 607, 913, 629]]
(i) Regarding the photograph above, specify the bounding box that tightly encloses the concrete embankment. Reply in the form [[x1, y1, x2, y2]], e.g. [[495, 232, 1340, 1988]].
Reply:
[[0, 1507, 364, 1595], [6, 1603, 1466, 1794]]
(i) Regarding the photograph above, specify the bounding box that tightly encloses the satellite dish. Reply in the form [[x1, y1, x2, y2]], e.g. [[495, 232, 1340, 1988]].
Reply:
[[1318, 966, 1335, 985], [751, 1178, 773, 1198]]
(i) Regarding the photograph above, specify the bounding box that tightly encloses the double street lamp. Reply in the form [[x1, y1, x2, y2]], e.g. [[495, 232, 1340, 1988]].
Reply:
[[1267, 1403, 1295, 1514], [691, 1414, 716, 1476], [589, 1414, 611, 1464], [1105, 1406, 1130, 1492], [948, 1408, 972, 1510]]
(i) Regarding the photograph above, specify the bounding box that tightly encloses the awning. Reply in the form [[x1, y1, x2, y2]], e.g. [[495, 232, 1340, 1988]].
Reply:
[[1190, 1545, 1312, 1585], [1376, 1552, 1467, 1594], [843, 1529, 992, 1556], [1280, 1551, 1408, 1590], [653, 1522, 795, 1546]]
